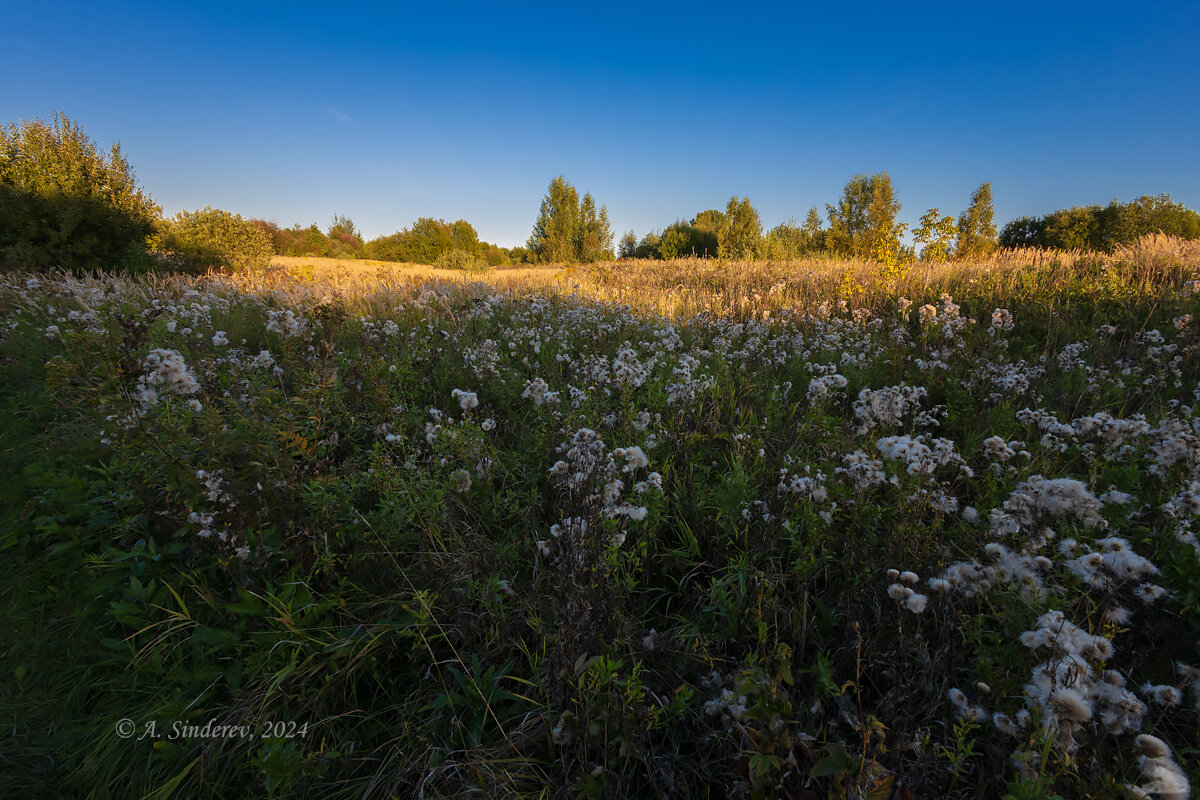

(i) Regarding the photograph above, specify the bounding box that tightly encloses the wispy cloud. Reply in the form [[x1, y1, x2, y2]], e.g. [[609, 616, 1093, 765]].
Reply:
[[322, 106, 363, 127]]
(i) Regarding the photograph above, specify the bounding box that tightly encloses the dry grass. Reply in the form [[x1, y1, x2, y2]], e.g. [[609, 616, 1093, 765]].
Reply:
[[248, 235, 1200, 320]]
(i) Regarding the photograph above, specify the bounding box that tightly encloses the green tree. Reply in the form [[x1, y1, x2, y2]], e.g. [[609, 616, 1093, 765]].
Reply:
[[998, 216, 1044, 248], [326, 214, 363, 258], [153, 207, 273, 272], [827, 173, 904, 262], [528, 175, 580, 264], [718, 197, 762, 260], [800, 206, 826, 253], [617, 230, 638, 259], [0, 112, 161, 270], [915, 208, 957, 262], [768, 220, 805, 260], [1041, 206, 1102, 251], [692, 209, 725, 235], [955, 183, 997, 260], [577, 193, 614, 262]]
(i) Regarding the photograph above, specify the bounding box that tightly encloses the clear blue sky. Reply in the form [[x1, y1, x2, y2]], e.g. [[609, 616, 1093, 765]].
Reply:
[[4, 1, 1198, 248]]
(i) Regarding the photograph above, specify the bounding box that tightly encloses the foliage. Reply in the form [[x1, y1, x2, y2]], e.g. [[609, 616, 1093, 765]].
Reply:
[[325, 214, 363, 259], [0, 112, 161, 271], [718, 196, 763, 260], [1000, 195, 1200, 251], [364, 217, 511, 266], [153, 207, 274, 272], [528, 176, 613, 264], [956, 183, 998, 260], [826, 173, 905, 264], [915, 208, 958, 262], [433, 248, 487, 271]]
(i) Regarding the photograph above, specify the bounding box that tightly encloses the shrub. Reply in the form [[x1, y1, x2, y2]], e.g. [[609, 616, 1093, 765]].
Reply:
[[153, 207, 274, 272], [434, 248, 488, 272], [0, 112, 160, 271]]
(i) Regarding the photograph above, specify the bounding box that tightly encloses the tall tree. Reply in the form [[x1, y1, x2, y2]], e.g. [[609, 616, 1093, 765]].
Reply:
[[576, 193, 614, 262], [865, 172, 904, 264], [955, 182, 998, 260], [528, 175, 580, 264], [827, 173, 903, 262], [800, 206, 826, 253], [718, 197, 762, 260]]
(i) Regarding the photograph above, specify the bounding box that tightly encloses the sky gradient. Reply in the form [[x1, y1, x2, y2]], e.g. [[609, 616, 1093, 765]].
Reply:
[[4, 1, 1198, 248]]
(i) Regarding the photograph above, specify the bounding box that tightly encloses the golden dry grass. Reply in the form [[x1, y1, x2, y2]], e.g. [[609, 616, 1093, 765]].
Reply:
[[247, 236, 1200, 320]]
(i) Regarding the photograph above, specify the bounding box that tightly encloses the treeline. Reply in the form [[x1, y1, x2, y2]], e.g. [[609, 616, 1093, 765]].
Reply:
[[621, 179, 1200, 265], [5, 112, 1200, 274], [999, 195, 1200, 251], [251, 215, 526, 268], [618, 176, 999, 264]]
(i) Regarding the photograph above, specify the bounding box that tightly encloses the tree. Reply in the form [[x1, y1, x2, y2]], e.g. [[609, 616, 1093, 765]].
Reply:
[[693, 209, 725, 235], [577, 193, 614, 262], [153, 207, 273, 272], [955, 183, 997, 260], [528, 175, 580, 264], [0, 112, 160, 270], [768, 220, 805, 259], [618, 230, 638, 259], [998, 216, 1044, 248], [827, 173, 904, 263], [800, 206, 826, 253], [1041, 206, 1101, 251], [718, 197, 762, 260], [326, 214, 363, 258], [914, 208, 957, 262]]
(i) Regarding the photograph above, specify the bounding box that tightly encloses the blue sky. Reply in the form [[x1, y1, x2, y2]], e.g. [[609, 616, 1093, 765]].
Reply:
[[3, 1, 1198, 247]]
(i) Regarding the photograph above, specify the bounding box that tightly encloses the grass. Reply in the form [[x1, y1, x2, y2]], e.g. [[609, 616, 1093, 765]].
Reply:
[[2, 238, 1199, 798]]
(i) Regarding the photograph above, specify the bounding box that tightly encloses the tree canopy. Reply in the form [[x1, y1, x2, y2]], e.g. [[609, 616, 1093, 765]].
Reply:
[[0, 112, 160, 270]]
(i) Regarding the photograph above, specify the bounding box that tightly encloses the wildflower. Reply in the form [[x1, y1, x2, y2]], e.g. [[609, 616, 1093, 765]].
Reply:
[[211, 330, 229, 346], [1129, 735, 1190, 800], [481, 418, 496, 431], [1134, 583, 1167, 604], [451, 388, 478, 411], [905, 593, 928, 613], [522, 377, 550, 405], [1141, 684, 1182, 706], [450, 469, 471, 493]]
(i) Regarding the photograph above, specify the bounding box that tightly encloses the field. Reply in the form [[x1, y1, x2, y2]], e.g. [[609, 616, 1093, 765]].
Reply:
[[3, 237, 1200, 798]]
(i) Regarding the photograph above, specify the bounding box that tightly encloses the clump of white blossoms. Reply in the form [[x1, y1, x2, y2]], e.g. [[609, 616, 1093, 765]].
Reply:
[[136, 348, 200, 409], [522, 377, 556, 405], [989, 308, 1015, 335], [1016, 610, 1147, 751], [807, 373, 848, 402], [451, 388, 479, 411], [264, 309, 307, 337], [1127, 734, 1190, 800], [853, 384, 927, 432], [885, 568, 928, 613], [988, 476, 1106, 537]]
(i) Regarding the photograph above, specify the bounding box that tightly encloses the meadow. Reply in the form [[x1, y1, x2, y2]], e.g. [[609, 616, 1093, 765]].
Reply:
[[3, 235, 1200, 798]]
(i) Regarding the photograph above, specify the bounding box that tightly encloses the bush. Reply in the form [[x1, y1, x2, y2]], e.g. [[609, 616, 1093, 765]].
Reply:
[[153, 207, 274, 272], [433, 248, 488, 271], [0, 112, 160, 271]]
